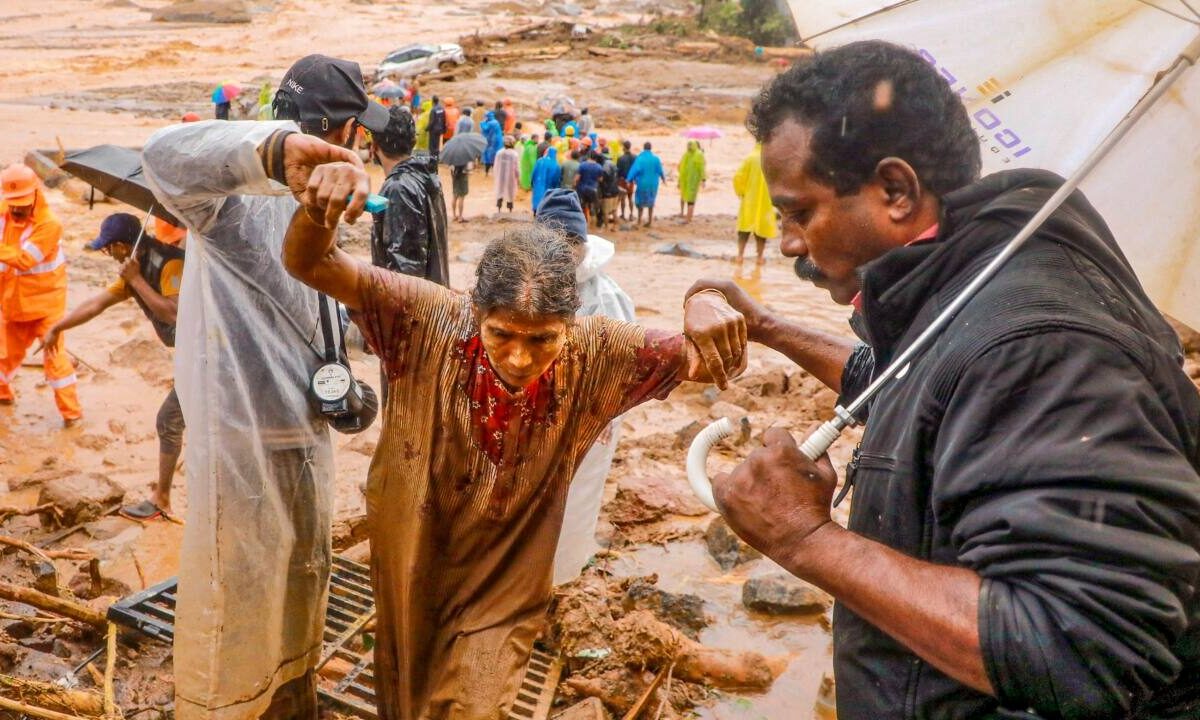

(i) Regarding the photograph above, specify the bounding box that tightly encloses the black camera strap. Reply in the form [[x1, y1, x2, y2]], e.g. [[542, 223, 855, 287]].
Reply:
[[317, 292, 341, 364]]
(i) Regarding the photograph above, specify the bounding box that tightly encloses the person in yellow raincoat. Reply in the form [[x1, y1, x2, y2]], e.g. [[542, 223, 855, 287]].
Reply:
[[414, 99, 433, 154], [677, 140, 706, 223], [0, 163, 81, 425], [733, 143, 777, 264]]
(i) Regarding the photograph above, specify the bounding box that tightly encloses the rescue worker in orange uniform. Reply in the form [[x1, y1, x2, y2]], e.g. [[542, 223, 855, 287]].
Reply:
[[0, 163, 81, 425]]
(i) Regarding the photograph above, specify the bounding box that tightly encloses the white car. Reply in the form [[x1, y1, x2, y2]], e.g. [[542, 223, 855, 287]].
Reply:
[[375, 43, 466, 81]]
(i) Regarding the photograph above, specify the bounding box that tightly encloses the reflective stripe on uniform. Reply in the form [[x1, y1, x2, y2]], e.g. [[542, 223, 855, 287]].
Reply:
[[17, 248, 65, 276], [20, 239, 45, 263], [46, 373, 77, 389]]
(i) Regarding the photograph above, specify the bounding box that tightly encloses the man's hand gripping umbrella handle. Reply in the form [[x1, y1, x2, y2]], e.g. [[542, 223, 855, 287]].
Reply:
[[686, 415, 846, 514]]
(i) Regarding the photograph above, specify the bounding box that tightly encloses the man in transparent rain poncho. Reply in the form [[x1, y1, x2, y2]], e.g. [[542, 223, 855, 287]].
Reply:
[[141, 54, 389, 719]]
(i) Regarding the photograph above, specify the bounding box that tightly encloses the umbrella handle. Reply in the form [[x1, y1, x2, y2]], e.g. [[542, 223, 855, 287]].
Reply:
[[685, 417, 844, 514]]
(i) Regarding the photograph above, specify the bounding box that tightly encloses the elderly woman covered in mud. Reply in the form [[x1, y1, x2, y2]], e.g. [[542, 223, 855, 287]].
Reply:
[[278, 141, 747, 720]]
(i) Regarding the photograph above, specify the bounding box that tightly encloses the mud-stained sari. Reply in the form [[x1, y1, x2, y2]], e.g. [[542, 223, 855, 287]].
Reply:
[[352, 266, 686, 720]]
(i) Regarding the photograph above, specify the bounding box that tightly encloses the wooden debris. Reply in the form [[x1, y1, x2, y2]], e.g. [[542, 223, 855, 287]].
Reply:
[[331, 514, 369, 551], [0, 675, 105, 718], [460, 19, 555, 46], [102, 622, 118, 720], [0, 581, 108, 628], [674, 41, 721, 55], [759, 46, 812, 60], [477, 45, 570, 63]]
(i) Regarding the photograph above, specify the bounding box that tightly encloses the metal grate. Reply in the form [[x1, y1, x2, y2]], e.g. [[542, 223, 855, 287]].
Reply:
[[507, 647, 562, 720], [108, 555, 561, 720], [107, 554, 379, 717]]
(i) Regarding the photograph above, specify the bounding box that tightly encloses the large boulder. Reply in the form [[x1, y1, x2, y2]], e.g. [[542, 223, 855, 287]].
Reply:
[[742, 574, 829, 615], [37, 473, 125, 527]]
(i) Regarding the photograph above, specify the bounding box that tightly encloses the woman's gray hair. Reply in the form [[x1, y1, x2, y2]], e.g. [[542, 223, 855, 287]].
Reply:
[[471, 225, 581, 319]]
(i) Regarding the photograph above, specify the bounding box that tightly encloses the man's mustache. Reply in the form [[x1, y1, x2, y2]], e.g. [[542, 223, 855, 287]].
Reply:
[[794, 257, 828, 283]]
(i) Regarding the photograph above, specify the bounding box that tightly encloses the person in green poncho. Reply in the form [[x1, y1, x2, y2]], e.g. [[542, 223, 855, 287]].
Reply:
[[414, 100, 433, 154], [256, 82, 274, 121], [677, 140, 706, 223], [519, 136, 538, 191]]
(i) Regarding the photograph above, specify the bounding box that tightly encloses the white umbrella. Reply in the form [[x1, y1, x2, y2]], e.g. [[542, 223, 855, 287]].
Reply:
[[688, 0, 1200, 510], [789, 0, 1200, 330]]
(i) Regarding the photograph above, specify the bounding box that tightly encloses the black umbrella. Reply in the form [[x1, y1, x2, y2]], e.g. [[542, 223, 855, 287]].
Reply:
[[59, 144, 182, 226], [439, 132, 487, 167]]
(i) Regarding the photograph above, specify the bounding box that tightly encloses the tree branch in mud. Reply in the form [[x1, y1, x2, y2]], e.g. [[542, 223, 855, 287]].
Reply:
[[0, 674, 106, 718], [0, 582, 108, 628]]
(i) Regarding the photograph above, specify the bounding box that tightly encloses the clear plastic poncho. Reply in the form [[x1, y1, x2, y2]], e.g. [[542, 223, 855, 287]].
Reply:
[[142, 120, 335, 719], [553, 235, 636, 584]]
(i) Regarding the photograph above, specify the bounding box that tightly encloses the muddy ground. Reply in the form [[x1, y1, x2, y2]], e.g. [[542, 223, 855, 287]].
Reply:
[[0, 1, 916, 719]]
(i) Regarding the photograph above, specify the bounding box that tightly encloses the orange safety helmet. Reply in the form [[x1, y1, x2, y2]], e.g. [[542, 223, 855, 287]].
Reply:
[[1, 164, 39, 206]]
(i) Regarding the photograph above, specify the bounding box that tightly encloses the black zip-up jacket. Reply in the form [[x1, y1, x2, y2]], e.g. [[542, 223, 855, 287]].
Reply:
[[370, 156, 449, 286], [834, 170, 1200, 719]]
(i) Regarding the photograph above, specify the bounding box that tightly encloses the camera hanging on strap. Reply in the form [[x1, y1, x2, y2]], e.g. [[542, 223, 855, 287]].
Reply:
[[308, 291, 378, 434]]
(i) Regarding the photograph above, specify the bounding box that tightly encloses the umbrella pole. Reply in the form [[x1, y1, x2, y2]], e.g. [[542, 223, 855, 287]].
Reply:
[[796, 31, 1200, 461], [130, 205, 153, 258]]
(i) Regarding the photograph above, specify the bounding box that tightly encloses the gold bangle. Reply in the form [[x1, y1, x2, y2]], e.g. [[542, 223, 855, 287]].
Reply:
[[685, 288, 728, 308]]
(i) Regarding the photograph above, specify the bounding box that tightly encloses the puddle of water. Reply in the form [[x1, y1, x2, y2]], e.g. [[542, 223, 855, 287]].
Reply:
[[609, 540, 832, 720]]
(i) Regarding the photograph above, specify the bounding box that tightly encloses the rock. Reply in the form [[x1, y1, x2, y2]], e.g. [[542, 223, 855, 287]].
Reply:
[[705, 517, 760, 570], [150, 0, 252, 23], [2, 618, 36, 640], [716, 384, 759, 411], [742, 574, 828, 615], [18, 634, 56, 654], [84, 516, 135, 540], [551, 697, 605, 720], [737, 367, 789, 397], [653, 242, 707, 259], [37, 473, 125, 527], [549, 2, 583, 15], [621, 577, 708, 638], [673, 420, 703, 449], [32, 561, 59, 596], [708, 400, 747, 420], [6, 643, 72, 679]]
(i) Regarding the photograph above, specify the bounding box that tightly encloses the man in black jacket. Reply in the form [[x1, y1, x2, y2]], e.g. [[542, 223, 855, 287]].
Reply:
[[691, 40, 1200, 719], [427, 96, 446, 161], [370, 105, 449, 286]]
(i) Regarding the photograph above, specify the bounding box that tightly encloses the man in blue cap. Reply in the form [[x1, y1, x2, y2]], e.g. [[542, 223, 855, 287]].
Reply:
[[42, 212, 186, 521], [534, 188, 636, 583]]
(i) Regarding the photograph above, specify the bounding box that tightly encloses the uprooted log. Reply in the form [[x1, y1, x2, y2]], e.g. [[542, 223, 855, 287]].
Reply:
[[612, 611, 782, 690], [0, 675, 106, 718], [459, 19, 557, 47], [0, 581, 108, 628], [474, 45, 570, 63]]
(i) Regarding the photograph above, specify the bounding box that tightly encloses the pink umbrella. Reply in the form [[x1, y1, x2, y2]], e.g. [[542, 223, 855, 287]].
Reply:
[[681, 126, 724, 140]]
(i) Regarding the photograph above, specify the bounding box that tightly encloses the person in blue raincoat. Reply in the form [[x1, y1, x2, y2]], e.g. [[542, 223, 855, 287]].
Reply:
[[480, 110, 503, 176], [627, 141, 665, 228], [530, 146, 562, 211]]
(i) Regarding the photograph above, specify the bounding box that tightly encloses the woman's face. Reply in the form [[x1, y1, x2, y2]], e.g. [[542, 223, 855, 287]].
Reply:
[[476, 307, 569, 390]]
